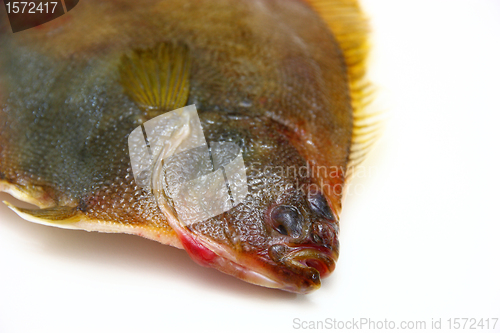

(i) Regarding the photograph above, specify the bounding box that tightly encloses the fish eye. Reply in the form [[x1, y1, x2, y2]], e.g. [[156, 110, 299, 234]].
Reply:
[[308, 191, 334, 220], [270, 205, 304, 238]]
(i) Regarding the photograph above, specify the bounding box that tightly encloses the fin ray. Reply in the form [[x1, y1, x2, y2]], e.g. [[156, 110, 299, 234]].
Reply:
[[4, 202, 83, 229], [305, 0, 381, 173], [119, 42, 191, 119]]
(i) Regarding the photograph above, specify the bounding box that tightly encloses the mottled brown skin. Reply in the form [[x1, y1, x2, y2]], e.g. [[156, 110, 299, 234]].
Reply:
[[0, 0, 352, 292]]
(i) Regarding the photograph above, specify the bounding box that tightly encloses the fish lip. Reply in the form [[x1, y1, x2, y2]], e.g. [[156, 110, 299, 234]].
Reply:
[[267, 244, 338, 292], [285, 246, 337, 278]]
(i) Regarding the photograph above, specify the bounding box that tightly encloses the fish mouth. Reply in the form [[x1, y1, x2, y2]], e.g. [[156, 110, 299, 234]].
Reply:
[[284, 247, 336, 277], [178, 225, 338, 293], [204, 244, 337, 294], [267, 244, 338, 293]]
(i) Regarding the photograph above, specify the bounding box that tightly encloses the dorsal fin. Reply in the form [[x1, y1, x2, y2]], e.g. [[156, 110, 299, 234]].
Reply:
[[119, 42, 191, 119], [305, 0, 381, 174]]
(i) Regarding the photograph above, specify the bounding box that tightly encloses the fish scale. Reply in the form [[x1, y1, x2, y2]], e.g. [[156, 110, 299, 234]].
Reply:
[[0, 0, 376, 293]]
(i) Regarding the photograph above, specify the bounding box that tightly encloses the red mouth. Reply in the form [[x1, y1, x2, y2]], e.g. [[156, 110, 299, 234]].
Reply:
[[305, 258, 331, 277], [268, 243, 338, 292], [285, 247, 337, 278]]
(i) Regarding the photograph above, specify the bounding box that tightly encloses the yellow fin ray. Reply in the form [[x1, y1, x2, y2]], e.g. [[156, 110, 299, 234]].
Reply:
[[305, 0, 381, 174], [119, 42, 191, 119]]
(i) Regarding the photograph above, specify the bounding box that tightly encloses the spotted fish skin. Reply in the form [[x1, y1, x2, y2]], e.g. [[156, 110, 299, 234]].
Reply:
[[0, 0, 369, 293]]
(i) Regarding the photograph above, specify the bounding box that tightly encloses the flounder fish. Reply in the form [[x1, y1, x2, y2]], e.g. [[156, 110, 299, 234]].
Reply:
[[0, 0, 377, 293]]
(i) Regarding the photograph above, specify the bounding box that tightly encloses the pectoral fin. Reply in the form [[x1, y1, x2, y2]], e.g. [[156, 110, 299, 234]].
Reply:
[[119, 42, 191, 120]]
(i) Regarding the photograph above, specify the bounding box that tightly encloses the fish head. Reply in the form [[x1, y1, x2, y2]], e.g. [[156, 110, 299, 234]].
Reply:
[[166, 114, 340, 294]]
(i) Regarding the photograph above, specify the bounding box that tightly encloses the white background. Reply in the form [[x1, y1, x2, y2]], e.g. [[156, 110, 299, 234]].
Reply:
[[1, 1, 499, 332]]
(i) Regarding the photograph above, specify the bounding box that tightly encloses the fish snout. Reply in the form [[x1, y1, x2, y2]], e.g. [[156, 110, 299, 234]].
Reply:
[[267, 219, 339, 291], [267, 241, 336, 293], [265, 197, 339, 292], [267, 204, 339, 266]]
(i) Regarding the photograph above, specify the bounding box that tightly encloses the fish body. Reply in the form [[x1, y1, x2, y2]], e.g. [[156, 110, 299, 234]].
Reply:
[[0, 0, 373, 293]]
